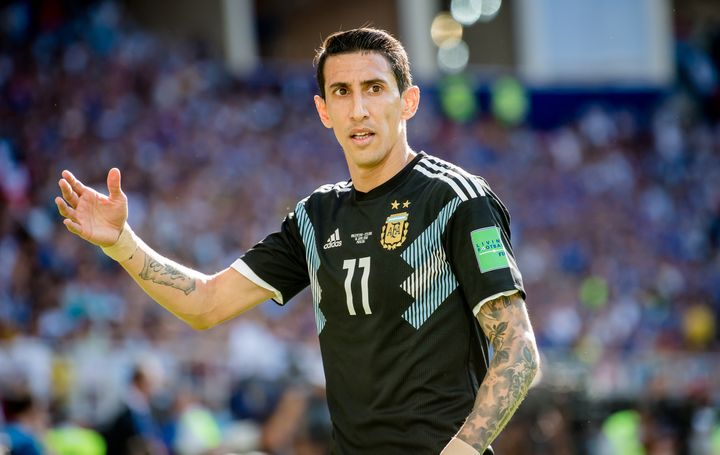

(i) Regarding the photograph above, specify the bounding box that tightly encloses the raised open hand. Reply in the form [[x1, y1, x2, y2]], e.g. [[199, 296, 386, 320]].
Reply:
[[55, 168, 128, 247]]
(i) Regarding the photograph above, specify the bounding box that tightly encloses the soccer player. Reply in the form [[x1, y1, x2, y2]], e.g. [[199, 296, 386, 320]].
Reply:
[[56, 28, 540, 454]]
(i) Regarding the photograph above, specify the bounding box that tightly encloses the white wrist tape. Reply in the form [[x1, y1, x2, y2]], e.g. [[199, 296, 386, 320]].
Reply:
[[101, 223, 139, 263], [441, 437, 480, 455]]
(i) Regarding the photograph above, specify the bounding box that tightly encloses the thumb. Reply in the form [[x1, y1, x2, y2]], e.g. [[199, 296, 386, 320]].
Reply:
[[107, 167, 124, 199]]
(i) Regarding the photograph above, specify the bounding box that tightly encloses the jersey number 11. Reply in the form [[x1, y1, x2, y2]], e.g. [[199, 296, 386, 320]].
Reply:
[[342, 257, 372, 315]]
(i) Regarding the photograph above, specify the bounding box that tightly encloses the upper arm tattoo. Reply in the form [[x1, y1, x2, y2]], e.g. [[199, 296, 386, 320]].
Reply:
[[139, 256, 197, 295], [481, 295, 515, 360], [479, 294, 538, 379]]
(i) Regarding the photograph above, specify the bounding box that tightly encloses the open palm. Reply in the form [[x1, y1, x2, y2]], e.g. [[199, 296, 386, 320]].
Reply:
[[55, 168, 128, 247]]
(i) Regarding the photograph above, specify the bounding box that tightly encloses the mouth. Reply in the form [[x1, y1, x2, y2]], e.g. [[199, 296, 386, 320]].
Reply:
[[350, 130, 375, 145]]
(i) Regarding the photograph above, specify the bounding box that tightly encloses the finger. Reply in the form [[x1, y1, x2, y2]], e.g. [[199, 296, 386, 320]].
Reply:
[[61, 170, 87, 196], [55, 196, 78, 220], [106, 167, 123, 199], [63, 218, 83, 236], [58, 179, 79, 208]]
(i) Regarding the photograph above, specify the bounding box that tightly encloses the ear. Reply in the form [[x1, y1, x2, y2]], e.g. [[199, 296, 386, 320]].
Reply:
[[314, 95, 333, 129], [400, 85, 420, 121]]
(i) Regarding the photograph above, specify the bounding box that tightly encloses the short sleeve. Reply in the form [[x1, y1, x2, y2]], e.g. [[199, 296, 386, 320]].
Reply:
[[232, 212, 309, 305], [444, 194, 525, 315]]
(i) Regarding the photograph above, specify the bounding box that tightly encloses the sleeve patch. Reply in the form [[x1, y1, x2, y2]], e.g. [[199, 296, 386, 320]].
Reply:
[[471, 226, 510, 272]]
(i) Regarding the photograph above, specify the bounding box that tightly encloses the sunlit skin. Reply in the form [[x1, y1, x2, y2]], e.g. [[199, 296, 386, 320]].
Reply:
[[314, 52, 420, 193]]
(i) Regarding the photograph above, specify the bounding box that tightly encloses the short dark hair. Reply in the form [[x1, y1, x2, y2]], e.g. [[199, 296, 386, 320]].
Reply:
[[2, 389, 35, 422], [314, 27, 413, 99]]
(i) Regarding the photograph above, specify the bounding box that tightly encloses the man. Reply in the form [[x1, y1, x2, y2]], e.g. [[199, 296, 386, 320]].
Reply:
[[1, 389, 45, 455], [102, 365, 167, 455], [55, 28, 540, 454]]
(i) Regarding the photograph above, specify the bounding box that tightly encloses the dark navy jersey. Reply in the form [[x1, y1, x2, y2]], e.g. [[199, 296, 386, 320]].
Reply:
[[232, 152, 525, 454]]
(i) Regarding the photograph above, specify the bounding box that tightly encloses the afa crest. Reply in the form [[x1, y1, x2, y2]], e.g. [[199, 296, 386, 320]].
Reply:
[[381, 212, 409, 250]]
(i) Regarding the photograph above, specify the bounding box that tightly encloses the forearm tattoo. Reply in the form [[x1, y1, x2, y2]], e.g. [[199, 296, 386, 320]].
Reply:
[[139, 256, 197, 295], [458, 295, 538, 451]]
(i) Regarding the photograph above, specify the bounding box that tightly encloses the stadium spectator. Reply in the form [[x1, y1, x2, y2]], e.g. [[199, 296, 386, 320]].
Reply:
[[101, 363, 167, 455], [0, 388, 46, 455]]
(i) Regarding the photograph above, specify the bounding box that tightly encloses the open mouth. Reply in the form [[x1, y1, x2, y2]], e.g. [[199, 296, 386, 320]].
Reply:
[[350, 130, 375, 145]]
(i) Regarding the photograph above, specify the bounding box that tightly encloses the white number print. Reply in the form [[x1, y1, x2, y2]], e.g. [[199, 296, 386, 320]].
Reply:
[[342, 257, 372, 315]]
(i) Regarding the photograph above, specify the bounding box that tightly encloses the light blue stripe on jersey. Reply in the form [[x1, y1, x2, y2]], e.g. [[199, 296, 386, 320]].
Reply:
[[295, 202, 326, 334], [400, 197, 462, 329]]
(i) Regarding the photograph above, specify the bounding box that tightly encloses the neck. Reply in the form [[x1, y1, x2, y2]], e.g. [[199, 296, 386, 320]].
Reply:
[[348, 144, 417, 193], [13, 414, 38, 430]]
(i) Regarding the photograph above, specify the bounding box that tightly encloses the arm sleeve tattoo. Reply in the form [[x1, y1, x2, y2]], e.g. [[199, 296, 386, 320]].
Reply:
[[458, 294, 539, 451]]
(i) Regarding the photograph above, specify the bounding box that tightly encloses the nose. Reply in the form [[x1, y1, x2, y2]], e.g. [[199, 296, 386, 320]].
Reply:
[[350, 92, 369, 121]]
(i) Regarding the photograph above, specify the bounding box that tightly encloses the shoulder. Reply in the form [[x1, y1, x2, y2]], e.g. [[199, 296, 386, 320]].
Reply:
[[411, 153, 490, 202], [295, 180, 353, 212]]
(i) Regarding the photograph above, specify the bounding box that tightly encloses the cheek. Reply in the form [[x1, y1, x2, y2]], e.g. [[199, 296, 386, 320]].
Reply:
[[383, 107, 403, 132]]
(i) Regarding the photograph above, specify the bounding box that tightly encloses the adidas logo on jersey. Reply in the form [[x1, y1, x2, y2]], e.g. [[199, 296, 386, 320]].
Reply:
[[323, 228, 342, 249]]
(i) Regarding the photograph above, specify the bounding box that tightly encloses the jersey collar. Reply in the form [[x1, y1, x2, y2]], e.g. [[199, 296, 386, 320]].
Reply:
[[352, 152, 425, 202]]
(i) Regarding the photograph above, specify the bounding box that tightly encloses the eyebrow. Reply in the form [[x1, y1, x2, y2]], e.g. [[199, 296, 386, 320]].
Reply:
[[328, 78, 389, 92]]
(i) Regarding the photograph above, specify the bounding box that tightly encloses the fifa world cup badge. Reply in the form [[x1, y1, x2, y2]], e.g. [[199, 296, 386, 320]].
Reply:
[[380, 212, 409, 250]]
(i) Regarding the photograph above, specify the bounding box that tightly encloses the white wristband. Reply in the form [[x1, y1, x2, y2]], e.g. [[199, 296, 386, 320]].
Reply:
[[101, 223, 139, 263], [440, 437, 480, 455]]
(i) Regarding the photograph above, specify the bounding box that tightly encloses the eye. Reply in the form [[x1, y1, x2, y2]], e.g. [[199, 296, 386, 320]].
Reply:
[[334, 87, 349, 96], [369, 84, 382, 93]]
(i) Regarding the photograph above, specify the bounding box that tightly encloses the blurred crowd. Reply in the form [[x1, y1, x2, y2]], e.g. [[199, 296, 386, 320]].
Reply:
[[0, 1, 719, 454]]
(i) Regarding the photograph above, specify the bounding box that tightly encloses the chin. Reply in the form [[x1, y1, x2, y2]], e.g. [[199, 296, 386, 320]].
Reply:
[[347, 148, 387, 168]]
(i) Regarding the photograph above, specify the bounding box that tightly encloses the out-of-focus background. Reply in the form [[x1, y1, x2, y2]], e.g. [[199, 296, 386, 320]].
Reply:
[[0, 0, 719, 454]]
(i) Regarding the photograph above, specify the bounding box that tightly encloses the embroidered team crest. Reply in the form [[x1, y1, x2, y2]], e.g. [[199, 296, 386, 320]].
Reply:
[[381, 212, 409, 250]]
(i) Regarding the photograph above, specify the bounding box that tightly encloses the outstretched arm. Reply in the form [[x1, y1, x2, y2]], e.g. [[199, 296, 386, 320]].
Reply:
[[442, 293, 540, 454], [55, 168, 273, 329]]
